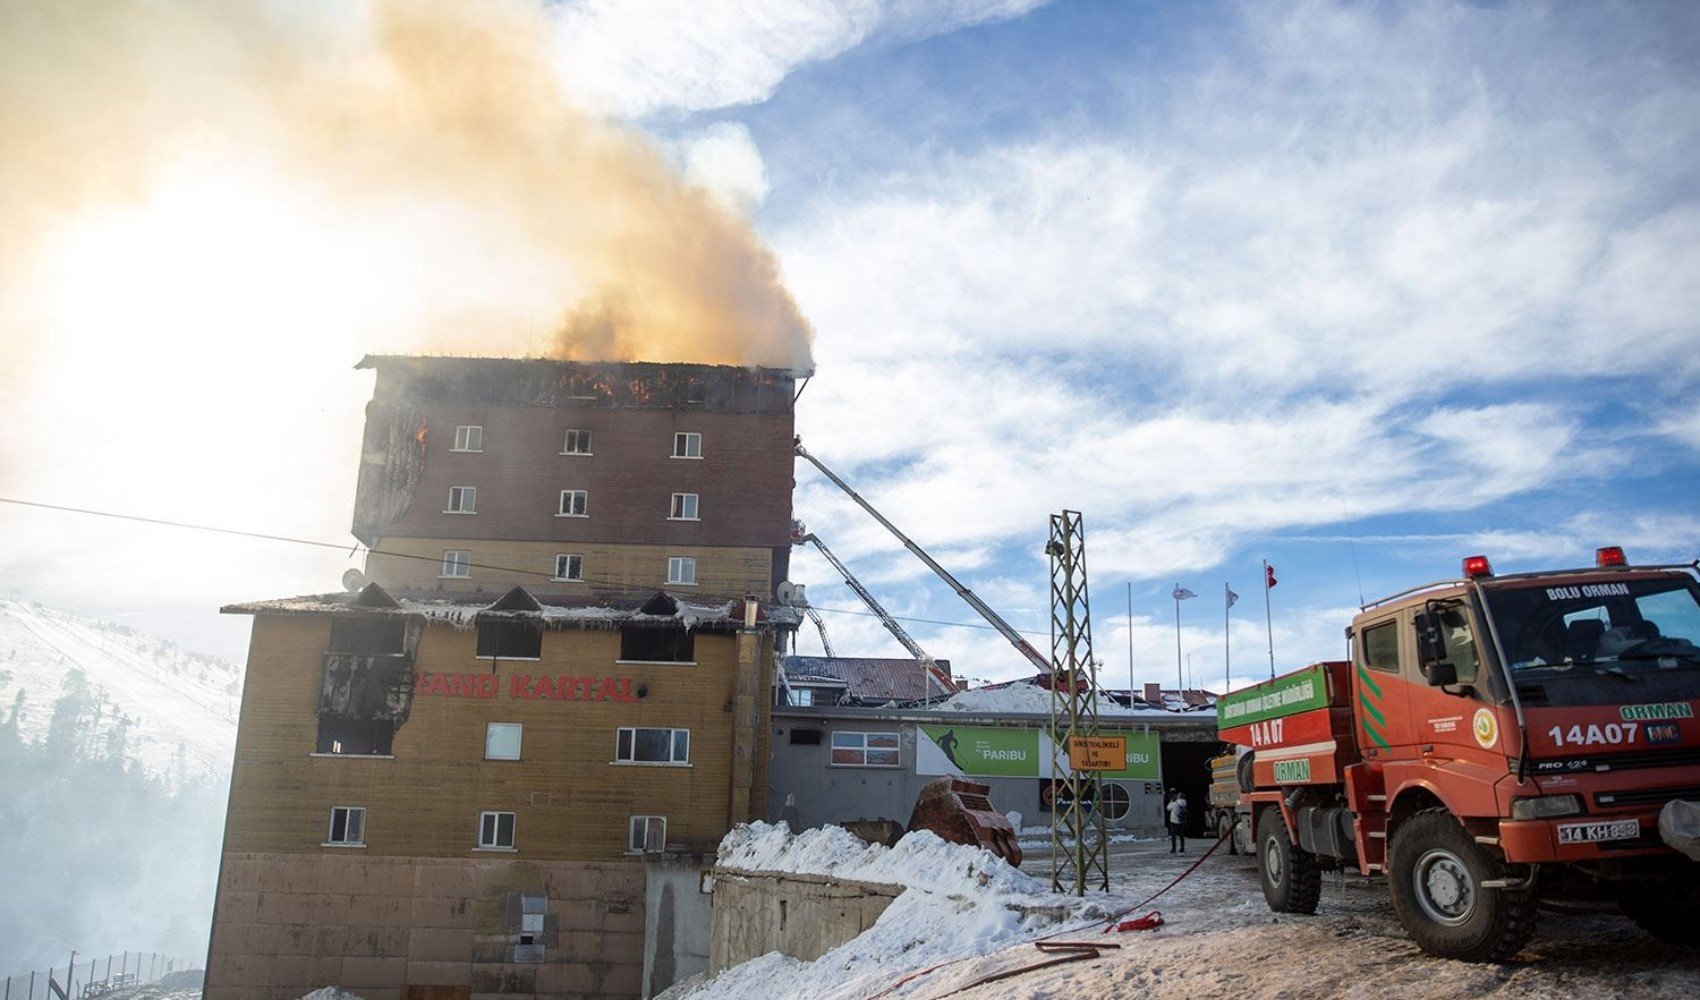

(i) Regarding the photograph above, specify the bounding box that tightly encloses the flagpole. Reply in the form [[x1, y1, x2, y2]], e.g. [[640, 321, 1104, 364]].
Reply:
[[1173, 584, 1183, 694], [1263, 559, 1276, 679], [1126, 582, 1134, 701], [1224, 582, 1231, 694]]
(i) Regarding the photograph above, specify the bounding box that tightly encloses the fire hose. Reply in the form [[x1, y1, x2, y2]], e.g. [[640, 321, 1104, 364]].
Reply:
[[867, 829, 1231, 1000]]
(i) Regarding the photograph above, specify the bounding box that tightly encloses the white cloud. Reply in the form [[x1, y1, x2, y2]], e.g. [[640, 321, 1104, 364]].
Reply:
[[551, 0, 1050, 118]]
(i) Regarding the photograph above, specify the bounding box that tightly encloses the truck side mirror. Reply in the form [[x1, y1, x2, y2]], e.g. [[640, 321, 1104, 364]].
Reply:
[[1424, 660, 1458, 687], [1414, 611, 1446, 665]]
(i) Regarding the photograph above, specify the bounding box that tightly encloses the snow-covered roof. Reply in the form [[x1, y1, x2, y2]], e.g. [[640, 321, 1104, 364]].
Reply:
[[781, 656, 950, 704], [936, 679, 1201, 718], [223, 585, 801, 632]]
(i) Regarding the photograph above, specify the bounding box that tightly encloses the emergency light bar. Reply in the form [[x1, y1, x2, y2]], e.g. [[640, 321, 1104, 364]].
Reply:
[[1462, 554, 1493, 579], [1595, 546, 1627, 567]]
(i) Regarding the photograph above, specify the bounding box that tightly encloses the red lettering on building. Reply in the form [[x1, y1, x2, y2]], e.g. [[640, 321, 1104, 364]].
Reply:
[[476, 674, 499, 698], [415, 670, 638, 703]]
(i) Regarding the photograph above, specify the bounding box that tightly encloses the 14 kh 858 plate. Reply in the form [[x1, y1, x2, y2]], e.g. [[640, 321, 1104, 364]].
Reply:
[[1556, 818, 1640, 844]]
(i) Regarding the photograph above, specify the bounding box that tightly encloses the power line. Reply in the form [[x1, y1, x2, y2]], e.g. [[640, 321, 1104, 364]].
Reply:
[[0, 495, 1050, 638]]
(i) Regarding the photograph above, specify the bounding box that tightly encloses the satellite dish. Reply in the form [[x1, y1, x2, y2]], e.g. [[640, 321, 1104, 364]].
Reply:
[[342, 569, 366, 593], [776, 581, 808, 607]]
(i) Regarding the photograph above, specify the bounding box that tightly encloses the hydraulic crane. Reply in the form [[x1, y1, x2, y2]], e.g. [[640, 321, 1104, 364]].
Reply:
[[794, 439, 1053, 675], [791, 525, 956, 697]]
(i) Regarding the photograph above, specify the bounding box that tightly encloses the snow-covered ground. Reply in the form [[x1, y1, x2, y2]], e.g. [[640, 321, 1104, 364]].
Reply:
[[689, 827, 1699, 1000], [0, 598, 241, 777]]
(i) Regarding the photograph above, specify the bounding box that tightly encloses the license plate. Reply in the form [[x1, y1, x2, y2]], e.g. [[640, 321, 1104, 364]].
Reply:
[[1556, 818, 1639, 844]]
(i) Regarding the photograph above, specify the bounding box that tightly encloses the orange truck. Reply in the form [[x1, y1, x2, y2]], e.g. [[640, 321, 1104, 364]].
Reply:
[[1217, 549, 1700, 960]]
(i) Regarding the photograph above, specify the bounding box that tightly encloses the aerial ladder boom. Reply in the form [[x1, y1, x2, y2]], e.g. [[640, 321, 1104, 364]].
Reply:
[[802, 604, 834, 657], [794, 531, 955, 696], [794, 440, 1053, 675]]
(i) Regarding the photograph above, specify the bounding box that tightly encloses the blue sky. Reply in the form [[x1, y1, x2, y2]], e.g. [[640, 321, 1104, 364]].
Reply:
[[1, 0, 1696, 692]]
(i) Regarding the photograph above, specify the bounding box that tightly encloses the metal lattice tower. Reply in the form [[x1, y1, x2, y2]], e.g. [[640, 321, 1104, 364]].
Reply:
[[1047, 510, 1109, 894]]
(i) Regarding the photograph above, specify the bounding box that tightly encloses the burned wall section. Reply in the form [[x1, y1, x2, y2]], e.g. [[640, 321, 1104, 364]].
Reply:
[[352, 400, 429, 547]]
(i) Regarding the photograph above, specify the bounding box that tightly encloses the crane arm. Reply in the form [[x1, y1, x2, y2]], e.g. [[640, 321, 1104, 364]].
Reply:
[[799, 533, 956, 696], [802, 604, 834, 657], [794, 441, 1052, 675]]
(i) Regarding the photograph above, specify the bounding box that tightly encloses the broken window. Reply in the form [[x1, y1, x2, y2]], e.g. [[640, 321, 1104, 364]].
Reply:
[[616, 727, 690, 764], [326, 806, 366, 845], [788, 727, 823, 745], [328, 617, 407, 656], [619, 626, 694, 663], [559, 489, 588, 516], [562, 429, 592, 455], [316, 718, 394, 756], [478, 811, 516, 850], [628, 815, 667, 853], [476, 620, 543, 659]]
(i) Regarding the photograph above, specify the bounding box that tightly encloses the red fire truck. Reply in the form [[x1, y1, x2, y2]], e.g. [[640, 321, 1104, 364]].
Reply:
[[1217, 549, 1700, 960]]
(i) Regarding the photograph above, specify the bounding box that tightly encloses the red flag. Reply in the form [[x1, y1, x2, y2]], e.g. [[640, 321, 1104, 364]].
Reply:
[[1265, 564, 1278, 589]]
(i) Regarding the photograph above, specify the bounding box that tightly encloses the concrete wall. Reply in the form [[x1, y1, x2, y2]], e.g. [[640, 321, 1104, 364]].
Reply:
[[767, 717, 1171, 838], [707, 871, 902, 975], [206, 853, 644, 1000], [641, 855, 712, 999]]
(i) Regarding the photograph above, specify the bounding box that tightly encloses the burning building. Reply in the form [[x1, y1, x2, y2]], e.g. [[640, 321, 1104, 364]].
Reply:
[[205, 357, 807, 1000]]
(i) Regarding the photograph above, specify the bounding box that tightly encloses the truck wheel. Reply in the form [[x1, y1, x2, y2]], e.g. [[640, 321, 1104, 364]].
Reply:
[[1623, 899, 1699, 946], [1218, 812, 1238, 855], [1258, 806, 1320, 914], [1387, 808, 1537, 962]]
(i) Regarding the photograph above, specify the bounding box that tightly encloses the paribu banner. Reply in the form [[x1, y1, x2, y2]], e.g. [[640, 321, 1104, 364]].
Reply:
[[917, 725, 1161, 781]]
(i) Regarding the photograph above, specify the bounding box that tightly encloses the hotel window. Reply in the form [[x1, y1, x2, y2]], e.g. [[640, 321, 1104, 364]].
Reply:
[[669, 493, 699, 520], [667, 556, 696, 586], [315, 719, 393, 756], [485, 723, 523, 761], [672, 432, 701, 458], [452, 425, 483, 452], [830, 731, 901, 768], [325, 806, 366, 846], [562, 429, 593, 455], [628, 815, 667, 853], [619, 626, 694, 663], [616, 726, 690, 765], [478, 811, 516, 850], [446, 486, 477, 513], [441, 550, 471, 578], [553, 554, 583, 581], [476, 620, 542, 659], [559, 490, 588, 517]]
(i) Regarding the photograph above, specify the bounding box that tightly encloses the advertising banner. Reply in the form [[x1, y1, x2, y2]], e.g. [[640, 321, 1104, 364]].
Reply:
[[1217, 663, 1330, 729], [917, 726, 1162, 781]]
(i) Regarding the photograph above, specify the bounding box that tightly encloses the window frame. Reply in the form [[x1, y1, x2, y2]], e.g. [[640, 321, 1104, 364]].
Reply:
[[485, 722, 523, 761], [558, 489, 589, 518], [553, 553, 584, 582], [628, 815, 668, 854], [325, 805, 367, 847], [562, 429, 593, 456], [671, 432, 702, 459], [1360, 619, 1401, 674], [451, 425, 483, 453], [669, 492, 700, 521], [614, 726, 691, 766], [475, 620, 543, 661], [477, 810, 517, 851], [446, 485, 477, 514], [440, 550, 472, 579], [666, 556, 697, 586], [829, 730, 902, 768]]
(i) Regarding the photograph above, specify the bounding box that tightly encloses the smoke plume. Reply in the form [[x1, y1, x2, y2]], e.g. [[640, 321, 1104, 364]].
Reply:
[[0, 0, 814, 372]]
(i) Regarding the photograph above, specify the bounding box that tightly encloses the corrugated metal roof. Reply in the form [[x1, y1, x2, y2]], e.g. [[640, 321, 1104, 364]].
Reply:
[[781, 656, 951, 704]]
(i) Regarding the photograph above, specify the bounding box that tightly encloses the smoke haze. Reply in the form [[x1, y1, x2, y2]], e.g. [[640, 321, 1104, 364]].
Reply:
[[0, 0, 814, 372]]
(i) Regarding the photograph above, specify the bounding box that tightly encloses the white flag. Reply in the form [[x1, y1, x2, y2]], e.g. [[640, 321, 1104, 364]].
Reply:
[[1226, 585, 1240, 609], [1172, 586, 1197, 601]]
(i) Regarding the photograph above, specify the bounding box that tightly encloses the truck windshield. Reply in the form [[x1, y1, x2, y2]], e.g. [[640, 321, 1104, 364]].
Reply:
[[1484, 576, 1700, 676]]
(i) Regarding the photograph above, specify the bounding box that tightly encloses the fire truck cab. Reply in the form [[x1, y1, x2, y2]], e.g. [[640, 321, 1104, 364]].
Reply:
[[1219, 550, 1700, 961]]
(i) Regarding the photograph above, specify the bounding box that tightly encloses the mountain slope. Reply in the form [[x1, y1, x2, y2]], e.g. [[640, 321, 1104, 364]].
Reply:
[[0, 599, 242, 778]]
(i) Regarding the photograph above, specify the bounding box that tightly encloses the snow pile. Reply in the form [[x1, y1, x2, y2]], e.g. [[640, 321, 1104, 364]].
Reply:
[[938, 682, 1176, 717], [681, 824, 1100, 1000], [718, 821, 1044, 896], [296, 990, 367, 1000]]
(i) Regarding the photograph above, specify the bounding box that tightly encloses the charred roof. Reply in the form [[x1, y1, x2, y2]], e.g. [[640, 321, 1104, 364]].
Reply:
[[356, 354, 808, 415]]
